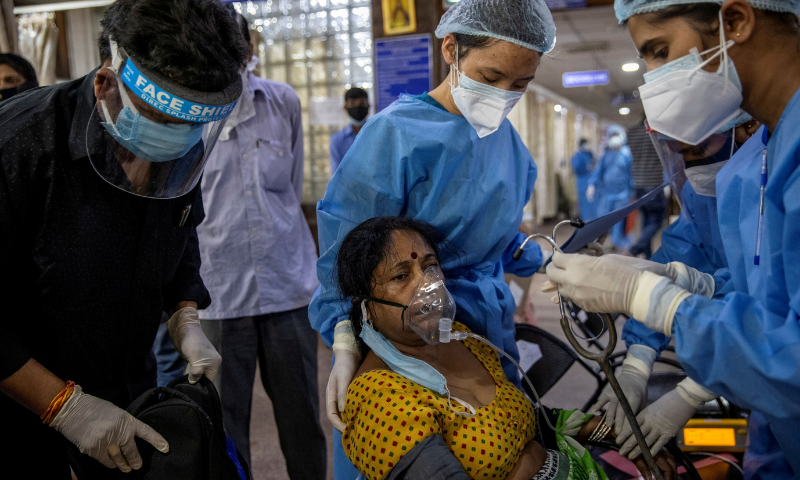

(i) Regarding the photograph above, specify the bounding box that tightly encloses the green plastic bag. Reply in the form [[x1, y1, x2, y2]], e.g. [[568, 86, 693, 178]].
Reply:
[[553, 409, 609, 480]]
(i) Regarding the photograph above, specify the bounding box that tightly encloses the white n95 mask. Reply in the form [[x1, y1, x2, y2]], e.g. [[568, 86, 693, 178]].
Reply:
[[449, 46, 524, 138], [638, 12, 744, 146]]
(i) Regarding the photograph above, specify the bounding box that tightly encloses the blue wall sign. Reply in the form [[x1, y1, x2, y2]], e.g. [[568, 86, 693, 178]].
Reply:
[[544, 0, 586, 9], [562, 70, 611, 88], [375, 34, 433, 112]]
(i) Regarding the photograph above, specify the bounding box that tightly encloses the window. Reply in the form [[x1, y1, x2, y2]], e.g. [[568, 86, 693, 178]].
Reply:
[[235, 0, 373, 203]]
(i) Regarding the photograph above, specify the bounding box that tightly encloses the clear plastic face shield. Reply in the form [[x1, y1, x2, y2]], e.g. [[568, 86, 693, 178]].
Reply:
[[89, 41, 242, 199], [645, 120, 736, 201]]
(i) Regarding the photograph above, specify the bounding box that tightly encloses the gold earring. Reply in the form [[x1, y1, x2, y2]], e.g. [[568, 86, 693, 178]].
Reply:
[[736, 32, 741, 37]]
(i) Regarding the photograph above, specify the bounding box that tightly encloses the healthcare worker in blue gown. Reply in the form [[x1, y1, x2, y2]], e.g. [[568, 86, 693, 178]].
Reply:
[[307, 0, 557, 477], [544, 0, 800, 477], [571, 138, 597, 221], [587, 130, 633, 249], [590, 119, 791, 476]]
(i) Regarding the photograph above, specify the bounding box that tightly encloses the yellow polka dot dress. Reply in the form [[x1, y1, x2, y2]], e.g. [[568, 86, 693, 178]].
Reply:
[[342, 323, 536, 480]]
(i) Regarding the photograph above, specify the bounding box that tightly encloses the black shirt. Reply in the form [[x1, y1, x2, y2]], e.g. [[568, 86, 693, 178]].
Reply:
[[0, 71, 210, 409]]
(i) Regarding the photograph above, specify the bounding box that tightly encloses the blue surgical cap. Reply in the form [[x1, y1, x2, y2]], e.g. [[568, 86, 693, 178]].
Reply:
[[435, 0, 557, 54], [615, 0, 800, 23]]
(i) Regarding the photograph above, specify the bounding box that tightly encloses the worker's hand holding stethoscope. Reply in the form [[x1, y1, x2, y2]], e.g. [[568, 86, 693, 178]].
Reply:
[[542, 253, 717, 336]]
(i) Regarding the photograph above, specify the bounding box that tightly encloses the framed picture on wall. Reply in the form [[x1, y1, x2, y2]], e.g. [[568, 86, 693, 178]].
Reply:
[[381, 0, 417, 36]]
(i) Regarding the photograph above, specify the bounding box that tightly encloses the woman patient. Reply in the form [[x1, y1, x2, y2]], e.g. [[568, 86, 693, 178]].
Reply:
[[334, 216, 675, 480]]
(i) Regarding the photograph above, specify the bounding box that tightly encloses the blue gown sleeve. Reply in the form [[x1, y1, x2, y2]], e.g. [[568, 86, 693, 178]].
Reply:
[[673, 291, 800, 419], [502, 160, 542, 277], [309, 116, 408, 346], [588, 153, 605, 188], [651, 216, 718, 273], [673, 170, 800, 420], [501, 232, 543, 277], [571, 152, 592, 176]]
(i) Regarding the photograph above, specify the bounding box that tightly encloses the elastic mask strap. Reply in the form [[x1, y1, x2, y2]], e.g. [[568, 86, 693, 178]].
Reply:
[[688, 12, 734, 88], [447, 389, 477, 417], [100, 101, 119, 135], [449, 42, 460, 88], [362, 296, 409, 330]]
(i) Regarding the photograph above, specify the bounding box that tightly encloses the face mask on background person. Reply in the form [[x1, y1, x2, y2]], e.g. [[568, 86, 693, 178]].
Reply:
[[449, 43, 525, 138], [638, 11, 744, 146], [608, 135, 624, 149], [348, 105, 369, 126]]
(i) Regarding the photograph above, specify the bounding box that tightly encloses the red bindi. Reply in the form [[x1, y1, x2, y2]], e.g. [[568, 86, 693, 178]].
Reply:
[[411, 252, 418, 259]]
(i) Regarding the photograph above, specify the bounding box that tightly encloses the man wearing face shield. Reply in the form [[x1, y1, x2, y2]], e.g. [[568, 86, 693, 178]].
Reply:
[[0, 0, 247, 477], [543, 0, 800, 475], [308, 0, 557, 477]]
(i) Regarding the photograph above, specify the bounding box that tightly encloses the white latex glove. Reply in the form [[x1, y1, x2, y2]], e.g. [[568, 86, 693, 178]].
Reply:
[[589, 345, 657, 435], [577, 241, 604, 257], [663, 261, 716, 299], [617, 377, 716, 459], [541, 254, 670, 299], [586, 185, 596, 202], [50, 385, 169, 472], [543, 253, 645, 315], [328, 321, 361, 432], [167, 307, 221, 384]]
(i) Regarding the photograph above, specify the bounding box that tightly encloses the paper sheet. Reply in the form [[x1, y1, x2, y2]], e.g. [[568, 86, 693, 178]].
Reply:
[[560, 182, 668, 254], [508, 280, 525, 308], [516, 340, 543, 372]]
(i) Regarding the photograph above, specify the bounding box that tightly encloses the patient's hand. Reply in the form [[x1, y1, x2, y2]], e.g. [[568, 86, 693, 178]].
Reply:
[[633, 450, 677, 480], [504, 439, 547, 480]]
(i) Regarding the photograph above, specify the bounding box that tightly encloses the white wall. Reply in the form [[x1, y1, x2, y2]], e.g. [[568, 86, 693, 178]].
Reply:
[[65, 6, 103, 78]]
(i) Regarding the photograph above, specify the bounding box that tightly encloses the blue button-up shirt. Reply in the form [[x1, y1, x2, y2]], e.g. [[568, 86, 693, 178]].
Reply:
[[197, 73, 318, 320], [329, 124, 358, 173]]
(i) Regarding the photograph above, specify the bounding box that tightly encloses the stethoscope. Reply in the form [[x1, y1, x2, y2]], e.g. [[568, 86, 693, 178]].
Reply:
[[515, 219, 666, 480]]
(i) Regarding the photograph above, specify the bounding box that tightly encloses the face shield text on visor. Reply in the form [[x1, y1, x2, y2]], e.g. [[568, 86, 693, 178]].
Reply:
[[645, 120, 736, 202], [89, 41, 242, 199]]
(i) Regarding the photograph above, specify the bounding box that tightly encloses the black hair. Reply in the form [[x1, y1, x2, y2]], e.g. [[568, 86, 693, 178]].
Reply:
[[453, 32, 499, 60], [97, 0, 248, 92], [345, 87, 369, 101], [335, 217, 453, 357], [578, 137, 589, 146], [638, 2, 799, 38], [231, 9, 251, 45], [0, 53, 38, 88]]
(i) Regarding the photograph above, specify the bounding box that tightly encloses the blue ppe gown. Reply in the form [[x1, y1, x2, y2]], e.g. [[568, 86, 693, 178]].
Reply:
[[309, 93, 544, 480], [622, 128, 792, 477], [571, 150, 597, 221], [669, 90, 800, 475], [621, 182, 730, 352], [589, 148, 633, 249]]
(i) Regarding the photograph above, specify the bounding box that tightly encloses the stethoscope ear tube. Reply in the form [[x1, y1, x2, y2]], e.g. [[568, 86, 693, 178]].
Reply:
[[514, 222, 665, 480]]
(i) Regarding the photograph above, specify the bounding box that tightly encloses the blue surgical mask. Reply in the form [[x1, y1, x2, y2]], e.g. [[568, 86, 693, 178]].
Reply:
[[358, 301, 475, 416], [100, 90, 204, 163]]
